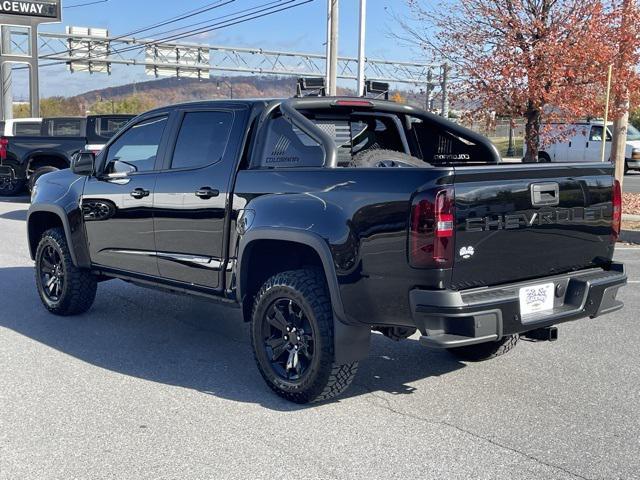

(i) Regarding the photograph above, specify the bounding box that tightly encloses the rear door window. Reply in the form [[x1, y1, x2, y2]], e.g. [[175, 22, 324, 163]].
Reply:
[[14, 122, 41, 136], [98, 117, 131, 138], [170, 111, 234, 170], [48, 119, 83, 137]]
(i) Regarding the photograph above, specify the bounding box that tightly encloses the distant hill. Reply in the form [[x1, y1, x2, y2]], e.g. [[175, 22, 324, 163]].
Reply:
[[15, 75, 437, 119], [70, 75, 430, 111], [72, 76, 306, 106]]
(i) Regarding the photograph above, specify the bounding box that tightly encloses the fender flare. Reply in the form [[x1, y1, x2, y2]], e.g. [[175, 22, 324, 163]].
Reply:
[[27, 204, 90, 268], [237, 228, 370, 364], [26, 152, 72, 172]]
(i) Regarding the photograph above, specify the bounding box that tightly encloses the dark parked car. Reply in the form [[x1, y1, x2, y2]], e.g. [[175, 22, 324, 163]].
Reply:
[[0, 114, 134, 195], [27, 97, 626, 403]]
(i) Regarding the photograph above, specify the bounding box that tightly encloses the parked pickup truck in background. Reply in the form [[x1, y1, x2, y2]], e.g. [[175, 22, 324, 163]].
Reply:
[[531, 121, 640, 173], [27, 97, 627, 403], [0, 118, 42, 137], [0, 114, 134, 195]]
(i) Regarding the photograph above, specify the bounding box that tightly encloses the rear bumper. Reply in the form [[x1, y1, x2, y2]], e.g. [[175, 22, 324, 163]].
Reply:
[[411, 263, 626, 349]]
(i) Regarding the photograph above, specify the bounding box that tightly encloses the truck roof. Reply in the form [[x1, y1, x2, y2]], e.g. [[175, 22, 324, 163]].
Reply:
[[140, 97, 416, 116]]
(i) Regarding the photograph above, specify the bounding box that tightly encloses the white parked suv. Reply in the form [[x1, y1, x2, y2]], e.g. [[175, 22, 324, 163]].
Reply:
[[531, 121, 640, 173]]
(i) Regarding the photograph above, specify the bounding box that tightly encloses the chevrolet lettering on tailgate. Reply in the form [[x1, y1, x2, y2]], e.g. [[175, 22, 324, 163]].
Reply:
[[465, 206, 611, 232]]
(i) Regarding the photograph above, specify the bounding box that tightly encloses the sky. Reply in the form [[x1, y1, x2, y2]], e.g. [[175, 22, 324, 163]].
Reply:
[[13, 0, 424, 98]]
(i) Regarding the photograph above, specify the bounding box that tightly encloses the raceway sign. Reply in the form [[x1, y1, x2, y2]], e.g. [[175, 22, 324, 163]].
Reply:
[[0, 1, 58, 18]]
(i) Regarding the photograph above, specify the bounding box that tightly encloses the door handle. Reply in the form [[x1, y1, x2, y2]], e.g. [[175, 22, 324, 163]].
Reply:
[[195, 187, 220, 199], [130, 188, 150, 199]]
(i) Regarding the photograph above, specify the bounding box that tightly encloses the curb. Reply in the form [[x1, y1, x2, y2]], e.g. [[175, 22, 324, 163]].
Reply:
[[620, 230, 640, 244]]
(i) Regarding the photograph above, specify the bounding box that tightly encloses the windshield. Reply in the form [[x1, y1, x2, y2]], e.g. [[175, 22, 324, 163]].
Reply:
[[627, 124, 640, 141]]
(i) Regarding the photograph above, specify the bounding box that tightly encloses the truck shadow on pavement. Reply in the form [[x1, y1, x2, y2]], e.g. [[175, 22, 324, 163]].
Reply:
[[0, 267, 466, 411], [0, 195, 29, 204], [0, 209, 27, 221]]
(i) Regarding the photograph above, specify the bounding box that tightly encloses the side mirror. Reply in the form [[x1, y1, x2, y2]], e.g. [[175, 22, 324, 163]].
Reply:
[[72, 152, 95, 176]]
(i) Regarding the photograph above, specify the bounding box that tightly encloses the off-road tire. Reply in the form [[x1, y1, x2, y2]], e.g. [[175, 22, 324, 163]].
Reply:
[[350, 149, 429, 168], [0, 178, 25, 196], [35, 228, 97, 316], [250, 269, 358, 404], [28, 166, 59, 193], [447, 335, 519, 362]]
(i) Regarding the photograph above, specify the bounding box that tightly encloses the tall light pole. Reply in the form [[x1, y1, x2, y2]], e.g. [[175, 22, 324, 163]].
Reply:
[[325, 0, 339, 96], [357, 0, 366, 97]]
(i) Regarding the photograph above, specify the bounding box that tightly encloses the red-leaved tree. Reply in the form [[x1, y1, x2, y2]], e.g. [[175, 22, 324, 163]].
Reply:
[[398, 0, 637, 162]]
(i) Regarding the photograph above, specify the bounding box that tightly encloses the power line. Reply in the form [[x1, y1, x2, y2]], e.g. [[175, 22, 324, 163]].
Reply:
[[110, 0, 235, 40], [108, 0, 303, 55], [64, 0, 109, 8], [41, 0, 235, 59], [142, 0, 287, 40], [40, 0, 288, 63], [38, 0, 315, 69]]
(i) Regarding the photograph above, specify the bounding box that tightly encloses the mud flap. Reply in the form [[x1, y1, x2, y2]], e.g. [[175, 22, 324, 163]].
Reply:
[[333, 315, 370, 364]]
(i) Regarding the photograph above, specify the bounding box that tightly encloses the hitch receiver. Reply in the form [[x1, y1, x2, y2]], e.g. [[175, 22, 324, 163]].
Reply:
[[524, 327, 559, 342]]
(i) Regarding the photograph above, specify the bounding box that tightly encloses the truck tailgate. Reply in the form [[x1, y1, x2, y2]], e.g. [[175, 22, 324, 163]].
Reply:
[[451, 163, 616, 290]]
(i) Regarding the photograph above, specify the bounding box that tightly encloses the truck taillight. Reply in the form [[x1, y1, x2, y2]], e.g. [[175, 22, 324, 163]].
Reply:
[[612, 179, 622, 241], [409, 187, 455, 268], [0, 136, 8, 161]]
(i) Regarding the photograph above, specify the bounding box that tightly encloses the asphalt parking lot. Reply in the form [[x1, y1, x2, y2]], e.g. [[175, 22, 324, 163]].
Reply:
[[1, 196, 639, 480], [623, 171, 640, 193]]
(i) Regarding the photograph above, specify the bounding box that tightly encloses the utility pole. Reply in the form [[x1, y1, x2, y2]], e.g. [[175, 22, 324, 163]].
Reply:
[[1, 27, 12, 121], [356, 0, 366, 97], [1, 62, 11, 121], [506, 118, 516, 157], [601, 65, 613, 163], [325, 0, 339, 96], [441, 64, 449, 118], [425, 69, 433, 112], [611, 0, 634, 186]]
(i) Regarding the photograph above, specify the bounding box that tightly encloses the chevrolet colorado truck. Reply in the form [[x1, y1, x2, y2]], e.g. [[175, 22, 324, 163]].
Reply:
[[0, 114, 134, 195], [27, 97, 627, 403]]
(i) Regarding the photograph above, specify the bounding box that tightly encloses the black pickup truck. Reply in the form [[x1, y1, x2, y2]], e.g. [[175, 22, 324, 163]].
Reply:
[[27, 97, 627, 403], [0, 114, 134, 195]]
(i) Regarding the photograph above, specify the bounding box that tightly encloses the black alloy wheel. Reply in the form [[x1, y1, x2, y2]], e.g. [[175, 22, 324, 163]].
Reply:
[[250, 269, 359, 404], [35, 228, 97, 316], [39, 244, 65, 302], [261, 298, 316, 382]]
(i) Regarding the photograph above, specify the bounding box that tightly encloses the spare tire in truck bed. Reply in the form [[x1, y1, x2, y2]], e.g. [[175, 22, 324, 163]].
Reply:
[[349, 149, 430, 168]]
